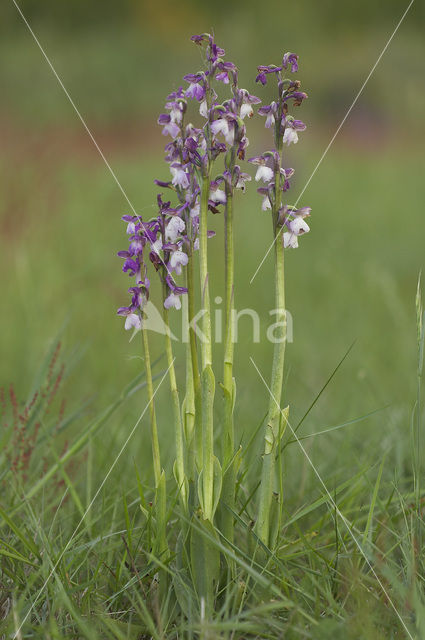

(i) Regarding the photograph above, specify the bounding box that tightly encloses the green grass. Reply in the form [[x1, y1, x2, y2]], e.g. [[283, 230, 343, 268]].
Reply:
[[1, 140, 424, 638], [1, 17, 425, 639]]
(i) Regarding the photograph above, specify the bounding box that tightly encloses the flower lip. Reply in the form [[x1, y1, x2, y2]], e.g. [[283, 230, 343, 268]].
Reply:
[[283, 232, 299, 249], [287, 217, 310, 236], [255, 165, 274, 183], [124, 313, 142, 331]]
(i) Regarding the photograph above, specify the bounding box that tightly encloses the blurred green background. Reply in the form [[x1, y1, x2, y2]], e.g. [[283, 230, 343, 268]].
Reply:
[[1, 0, 424, 485]]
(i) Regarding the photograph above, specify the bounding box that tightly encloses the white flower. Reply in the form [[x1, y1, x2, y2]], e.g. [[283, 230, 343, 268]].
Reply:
[[210, 187, 226, 203], [262, 195, 272, 211], [169, 249, 189, 275], [283, 232, 299, 249], [199, 100, 208, 118], [190, 203, 200, 218], [169, 106, 183, 123], [211, 118, 229, 137], [151, 238, 163, 254], [255, 165, 274, 182], [240, 103, 253, 119], [265, 112, 275, 128], [164, 293, 182, 310], [287, 217, 310, 235], [170, 164, 190, 188], [235, 173, 252, 191], [210, 118, 234, 145], [124, 313, 141, 331], [162, 122, 180, 138], [193, 238, 199, 251], [283, 127, 299, 146], [165, 217, 185, 243]]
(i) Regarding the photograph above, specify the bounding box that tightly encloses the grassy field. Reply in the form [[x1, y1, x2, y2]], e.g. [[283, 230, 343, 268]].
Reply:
[[1, 14, 425, 640]]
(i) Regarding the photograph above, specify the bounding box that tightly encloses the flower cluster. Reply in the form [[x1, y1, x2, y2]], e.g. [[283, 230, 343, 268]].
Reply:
[[117, 33, 260, 329], [249, 52, 311, 248]]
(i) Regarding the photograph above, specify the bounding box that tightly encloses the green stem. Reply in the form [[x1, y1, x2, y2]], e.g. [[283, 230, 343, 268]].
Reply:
[[256, 152, 287, 546], [187, 253, 203, 471], [142, 326, 168, 558], [222, 187, 235, 544], [200, 176, 212, 368], [142, 326, 161, 487], [199, 174, 216, 520], [162, 289, 188, 511], [184, 263, 196, 480]]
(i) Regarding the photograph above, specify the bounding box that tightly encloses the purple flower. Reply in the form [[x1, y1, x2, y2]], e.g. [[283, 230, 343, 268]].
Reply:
[[255, 64, 282, 85], [157, 113, 181, 139], [190, 34, 205, 45], [284, 91, 308, 106], [282, 52, 299, 73], [185, 82, 205, 101], [280, 205, 312, 249], [258, 103, 277, 128], [164, 275, 188, 310], [122, 257, 140, 277], [216, 71, 229, 84], [162, 121, 180, 138], [117, 306, 142, 331], [128, 236, 145, 255]]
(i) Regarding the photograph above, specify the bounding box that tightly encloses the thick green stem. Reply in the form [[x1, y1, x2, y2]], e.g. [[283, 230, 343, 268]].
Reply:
[[162, 294, 188, 511], [256, 155, 287, 546], [222, 187, 235, 543], [199, 174, 216, 520]]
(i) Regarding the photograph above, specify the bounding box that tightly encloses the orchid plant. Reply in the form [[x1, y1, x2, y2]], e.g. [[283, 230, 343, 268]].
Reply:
[[117, 33, 311, 611]]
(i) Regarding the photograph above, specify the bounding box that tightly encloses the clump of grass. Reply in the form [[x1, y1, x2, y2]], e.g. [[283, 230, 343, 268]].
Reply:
[[0, 290, 424, 638]]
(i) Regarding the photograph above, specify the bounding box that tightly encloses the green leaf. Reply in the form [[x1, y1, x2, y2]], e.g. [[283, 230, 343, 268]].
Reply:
[[0, 506, 40, 559], [190, 517, 220, 617]]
